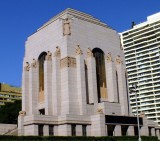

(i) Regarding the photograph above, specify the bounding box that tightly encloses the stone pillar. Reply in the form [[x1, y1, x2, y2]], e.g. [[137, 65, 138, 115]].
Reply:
[[18, 115, 24, 136], [29, 60, 39, 115], [114, 125, 121, 136], [105, 125, 108, 136], [22, 62, 30, 114], [127, 126, 134, 136], [54, 126, 58, 136], [58, 124, 71, 136], [105, 53, 118, 102], [87, 125, 91, 136], [151, 128, 155, 136], [76, 125, 82, 136], [44, 125, 49, 136], [87, 54, 98, 105], [44, 58, 52, 115], [31, 125, 38, 136], [52, 55, 61, 115], [141, 117, 149, 136], [24, 125, 38, 136], [91, 114, 106, 136], [76, 52, 87, 115], [60, 56, 79, 115], [156, 129, 160, 139], [115, 56, 128, 115]]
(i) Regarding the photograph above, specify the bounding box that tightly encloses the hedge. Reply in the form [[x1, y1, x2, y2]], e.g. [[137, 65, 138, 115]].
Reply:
[[0, 136, 159, 141]]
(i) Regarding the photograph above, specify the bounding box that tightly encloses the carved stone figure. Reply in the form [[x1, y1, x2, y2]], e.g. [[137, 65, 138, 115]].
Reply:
[[63, 18, 71, 36], [45, 51, 52, 61], [76, 45, 83, 55], [31, 59, 37, 68], [19, 111, 26, 116], [97, 107, 103, 114], [87, 48, 93, 57], [106, 53, 113, 62], [54, 46, 61, 57], [24, 62, 30, 71], [115, 55, 123, 65]]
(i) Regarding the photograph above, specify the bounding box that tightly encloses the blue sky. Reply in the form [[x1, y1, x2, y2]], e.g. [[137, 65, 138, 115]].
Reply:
[[0, 0, 160, 87]]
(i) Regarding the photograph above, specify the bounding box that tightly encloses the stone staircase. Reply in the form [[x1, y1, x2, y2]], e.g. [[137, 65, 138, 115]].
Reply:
[[3, 127, 18, 135]]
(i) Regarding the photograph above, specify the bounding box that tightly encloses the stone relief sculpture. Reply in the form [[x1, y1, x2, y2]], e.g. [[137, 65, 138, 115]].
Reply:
[[45, 51, 52, 61], [106, 52, 113, 62], [60, 57, 76, 69], [31, 59, 37, 68], [87, 48, 93, 57], [97, 107, 103, 114], [54, 46, 61, 57], [63, 18, 71, 36], [115, 55, 123, 65], [76, 45, 83, 55], [19, 111, 26, 116], [24, 62, 30, 71]]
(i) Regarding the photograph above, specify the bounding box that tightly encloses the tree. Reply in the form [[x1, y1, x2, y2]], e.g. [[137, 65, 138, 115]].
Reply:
[[0, 100, 21, 124]]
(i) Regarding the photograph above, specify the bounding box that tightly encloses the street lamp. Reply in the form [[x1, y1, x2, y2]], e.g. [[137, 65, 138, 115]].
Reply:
[[129, 83, 141, 141]]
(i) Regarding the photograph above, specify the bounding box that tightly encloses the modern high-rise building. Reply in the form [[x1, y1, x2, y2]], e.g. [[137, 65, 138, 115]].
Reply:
[[0, 83, 21, 107], [121, 12, 160, 124]]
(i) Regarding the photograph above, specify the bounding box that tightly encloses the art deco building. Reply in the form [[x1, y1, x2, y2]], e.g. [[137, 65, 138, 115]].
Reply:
[[18, 9, 160, 137], [0, 83, 21, 107], [121, 12, 160, 124]]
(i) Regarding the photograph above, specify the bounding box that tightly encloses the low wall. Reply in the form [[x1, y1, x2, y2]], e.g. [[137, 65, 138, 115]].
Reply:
[[0, 124, 17, 135]]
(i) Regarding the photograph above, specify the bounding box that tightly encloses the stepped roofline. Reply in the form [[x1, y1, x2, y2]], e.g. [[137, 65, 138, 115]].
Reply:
[[38, 8, 112, 31]]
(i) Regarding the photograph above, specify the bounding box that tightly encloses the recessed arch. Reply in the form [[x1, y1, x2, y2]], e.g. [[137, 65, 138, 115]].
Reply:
[[38, 52, 47, 103], [92, 48, 107, 102]]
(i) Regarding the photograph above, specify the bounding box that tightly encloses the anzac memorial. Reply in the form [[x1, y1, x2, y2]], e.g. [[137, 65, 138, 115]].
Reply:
[[18, 8, 160, 137]]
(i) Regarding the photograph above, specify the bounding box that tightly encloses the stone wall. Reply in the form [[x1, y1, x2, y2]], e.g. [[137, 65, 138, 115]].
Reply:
[[0, 124, 17, 135]]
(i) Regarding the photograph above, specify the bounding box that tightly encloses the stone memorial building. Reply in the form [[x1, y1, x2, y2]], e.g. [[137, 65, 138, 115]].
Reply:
[[18, 8, 160, 137]]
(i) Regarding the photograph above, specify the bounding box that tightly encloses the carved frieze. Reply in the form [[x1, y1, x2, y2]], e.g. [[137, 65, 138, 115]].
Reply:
[[45, 51, 52, 61], [54, 46, 61, 57], [24, 62, 30, 71], [87, 48, 93, 58], [76, 45, 83, 55], [60, 57, 76, 69], [115, 55, 123, 65], [106, 53, 113, 63]]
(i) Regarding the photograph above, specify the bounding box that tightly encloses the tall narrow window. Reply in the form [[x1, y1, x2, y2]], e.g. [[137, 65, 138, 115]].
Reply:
[[92, 48, 107, 102], [116, 71, 119, 103], [71, 124, 76, 136], [82, 125, 87, 136], [38, 52, 47, 102], [49, 125, 54, 136], [85, 62, 89, 104], [38, 125, 44, 136]]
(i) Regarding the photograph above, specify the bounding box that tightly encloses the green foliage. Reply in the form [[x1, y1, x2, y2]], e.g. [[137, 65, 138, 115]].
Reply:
[[0, 100, 21, 124], [0, 136, 159, 141]]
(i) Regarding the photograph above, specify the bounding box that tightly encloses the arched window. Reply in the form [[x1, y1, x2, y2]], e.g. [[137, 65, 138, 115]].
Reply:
[[38, 52, 47, 102], [92, 48, 107, 102]]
